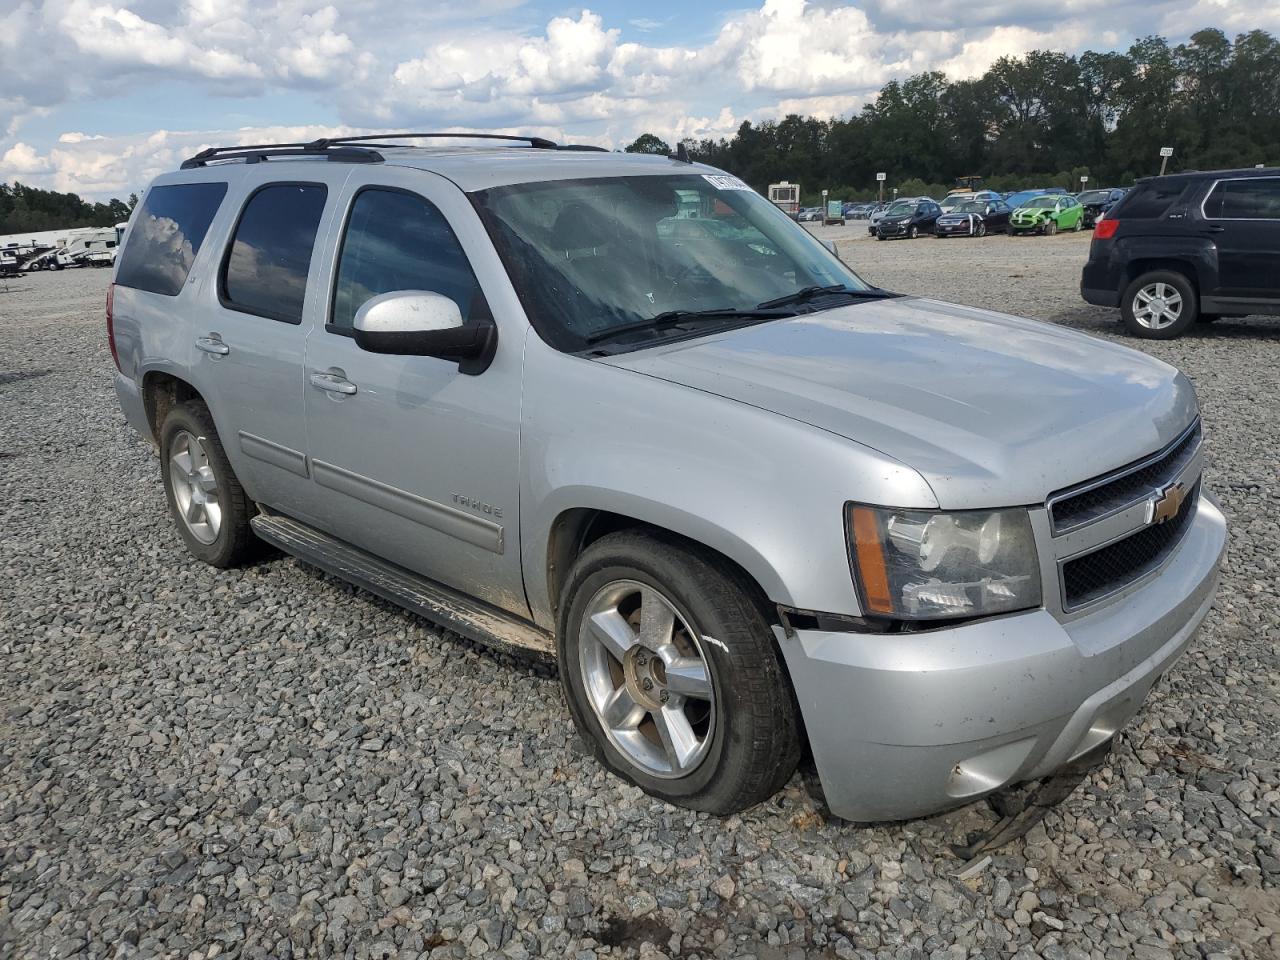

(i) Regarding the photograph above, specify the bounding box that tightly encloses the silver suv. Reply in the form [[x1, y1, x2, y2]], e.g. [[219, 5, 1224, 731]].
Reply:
[[108, 134, 1226, 822]]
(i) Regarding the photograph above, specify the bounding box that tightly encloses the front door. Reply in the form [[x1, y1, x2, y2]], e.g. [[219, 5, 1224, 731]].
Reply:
[[302, 169, 528, 617], [1201, 175, 1280, 300]]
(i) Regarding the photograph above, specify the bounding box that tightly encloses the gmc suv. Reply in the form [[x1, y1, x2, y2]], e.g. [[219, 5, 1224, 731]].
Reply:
[[109, 134, 1226, 822], [1082, 167, 1280, 338]]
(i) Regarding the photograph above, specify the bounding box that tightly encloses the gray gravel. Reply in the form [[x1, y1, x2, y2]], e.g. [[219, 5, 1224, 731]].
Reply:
[[2, 248, 1278, 960]]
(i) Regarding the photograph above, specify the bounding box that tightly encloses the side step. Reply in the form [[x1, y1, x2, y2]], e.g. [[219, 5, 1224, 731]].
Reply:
[[250, 513, 555, 661]]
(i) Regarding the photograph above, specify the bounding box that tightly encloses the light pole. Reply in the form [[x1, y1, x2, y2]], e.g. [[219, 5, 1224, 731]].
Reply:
[[1080, 174, 1089, 193], [876, 172, 886, 203], [1159, 146, 1173, 176]]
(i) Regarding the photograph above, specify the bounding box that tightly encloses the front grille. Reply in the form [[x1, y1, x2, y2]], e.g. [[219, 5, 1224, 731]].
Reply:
[[1049, 421, 1201, 534], [1061, 480, 1199, 609]]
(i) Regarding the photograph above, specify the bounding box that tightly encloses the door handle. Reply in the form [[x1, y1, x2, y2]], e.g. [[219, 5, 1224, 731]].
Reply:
[[309, 371, 357, 396], [1206, 224, 1226, 233], [195, 335, 229, 356]]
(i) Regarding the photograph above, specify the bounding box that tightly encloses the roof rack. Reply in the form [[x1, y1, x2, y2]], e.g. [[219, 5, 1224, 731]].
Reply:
[[181, 142, 383, 169], [179, 132, 590, 170], [307, 132, 559, 150]]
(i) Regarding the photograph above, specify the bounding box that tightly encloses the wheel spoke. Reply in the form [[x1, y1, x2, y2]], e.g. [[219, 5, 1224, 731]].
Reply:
[[185, 498, 204, 524], [588, 609, 636, 663], [652, 706, 699, 773], [601, 685, 644, 730], [170, 450, 193, 486], [194, 467, 218, 495], [664, 657, 712, 700], [638, 589, 675, 651]]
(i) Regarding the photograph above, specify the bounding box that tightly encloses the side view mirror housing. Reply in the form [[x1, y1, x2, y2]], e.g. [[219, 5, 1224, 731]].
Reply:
[[353, 291, 497, 375]]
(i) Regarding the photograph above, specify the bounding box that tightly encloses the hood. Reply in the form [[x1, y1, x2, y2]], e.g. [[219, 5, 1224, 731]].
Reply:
[[598, 297, 1197, 509], [1013, 205, 1053, 217]]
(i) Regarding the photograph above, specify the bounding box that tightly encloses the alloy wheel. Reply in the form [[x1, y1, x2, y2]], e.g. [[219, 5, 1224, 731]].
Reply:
[[578, 579, 716, 779], [169, 430, 221, 544], [1131, 282, 1183, 330]]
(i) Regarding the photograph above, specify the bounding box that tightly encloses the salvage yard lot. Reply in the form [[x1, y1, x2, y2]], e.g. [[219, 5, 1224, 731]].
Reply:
[[1, 236, 1278, 959]]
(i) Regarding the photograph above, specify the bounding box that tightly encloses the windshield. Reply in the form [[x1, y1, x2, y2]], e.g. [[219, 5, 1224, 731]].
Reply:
[[1077, 190, 1110, 204], [1017, 196, 1056, 208], [952, 201, 986, 214], [473, 174, 871, 351], [883, 201, 916, 216]]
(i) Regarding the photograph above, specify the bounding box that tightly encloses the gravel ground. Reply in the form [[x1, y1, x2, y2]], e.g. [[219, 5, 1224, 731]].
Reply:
[[1, 242, 1278, 960]]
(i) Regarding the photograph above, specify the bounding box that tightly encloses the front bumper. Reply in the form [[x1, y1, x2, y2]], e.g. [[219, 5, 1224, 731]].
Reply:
[[775, 493, 1226, 822], [935, 221, 973, 235]]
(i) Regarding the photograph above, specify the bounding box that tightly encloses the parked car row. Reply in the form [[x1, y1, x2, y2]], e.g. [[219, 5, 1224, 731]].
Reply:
[[843, 188, 1128, 240]]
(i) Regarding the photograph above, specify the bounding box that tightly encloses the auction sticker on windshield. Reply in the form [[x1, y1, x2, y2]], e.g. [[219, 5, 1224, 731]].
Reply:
[[703, 174, 752, 191]]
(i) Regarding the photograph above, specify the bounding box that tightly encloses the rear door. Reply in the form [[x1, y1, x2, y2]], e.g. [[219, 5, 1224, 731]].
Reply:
[[1199, 175, 1280, 300], [189, 168, 350, 518]]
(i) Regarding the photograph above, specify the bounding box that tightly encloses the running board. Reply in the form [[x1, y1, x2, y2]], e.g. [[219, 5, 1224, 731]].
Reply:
[[250, 513, 554, 660]]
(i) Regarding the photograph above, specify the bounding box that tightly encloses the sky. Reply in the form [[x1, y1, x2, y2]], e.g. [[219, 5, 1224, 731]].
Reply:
[[0, 0, 1274, 200]]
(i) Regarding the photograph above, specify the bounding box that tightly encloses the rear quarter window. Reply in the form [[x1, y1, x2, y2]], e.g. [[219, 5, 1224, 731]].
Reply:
[[115, 182, 227, 296], [1113, 182, 1192, 219]]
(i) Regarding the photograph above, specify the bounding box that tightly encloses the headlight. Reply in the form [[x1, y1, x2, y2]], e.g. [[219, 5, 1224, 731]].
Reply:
[[845, 504, 1041, 621]]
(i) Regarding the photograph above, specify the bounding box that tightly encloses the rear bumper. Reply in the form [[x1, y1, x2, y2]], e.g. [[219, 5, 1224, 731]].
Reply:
[[1081, 284, 1121, 307], [1081, 257, 1122, 306], [113, 371, 152, 441], [775, 494, 1226, 822]]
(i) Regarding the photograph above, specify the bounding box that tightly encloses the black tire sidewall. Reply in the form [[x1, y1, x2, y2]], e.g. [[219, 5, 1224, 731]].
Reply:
[[159, 402, 250, 567], [1120, 270, 1198, 339], [557, 533, 798, 810]]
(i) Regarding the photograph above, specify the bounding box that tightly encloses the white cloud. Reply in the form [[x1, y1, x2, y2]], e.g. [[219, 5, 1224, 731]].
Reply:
[[0, 0, 1270, 199]]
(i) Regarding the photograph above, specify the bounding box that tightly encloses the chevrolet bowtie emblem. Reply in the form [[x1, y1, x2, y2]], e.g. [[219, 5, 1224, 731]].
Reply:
[[1149, 482, 1187, 525]]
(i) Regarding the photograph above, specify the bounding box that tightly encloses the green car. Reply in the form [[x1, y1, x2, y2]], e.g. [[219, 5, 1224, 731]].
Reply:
[[1008, 194, 1085, 235]]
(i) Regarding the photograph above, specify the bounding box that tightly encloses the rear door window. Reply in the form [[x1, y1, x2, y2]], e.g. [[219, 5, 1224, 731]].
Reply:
[[221, 183, 328, 323], [1202, 178, 1280, 219], [115, 182, 227, 296], [330, 188, 484, 332]]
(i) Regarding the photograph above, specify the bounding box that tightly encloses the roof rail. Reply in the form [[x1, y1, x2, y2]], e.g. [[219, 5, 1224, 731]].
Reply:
[[308, 132, 559, 150], [181, 142, 383, 169]]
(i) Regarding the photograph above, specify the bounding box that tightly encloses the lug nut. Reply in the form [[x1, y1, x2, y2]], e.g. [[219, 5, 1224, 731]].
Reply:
[[636, 652, 647, 666], [642, 678, 653, 690], [659, 690, 669, 704]]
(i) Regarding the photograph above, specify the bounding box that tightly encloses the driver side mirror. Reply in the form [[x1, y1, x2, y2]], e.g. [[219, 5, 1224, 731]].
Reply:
[[353, 291, 497, 375]]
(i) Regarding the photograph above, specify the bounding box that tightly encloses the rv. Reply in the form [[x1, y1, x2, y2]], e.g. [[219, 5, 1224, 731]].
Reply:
[[768, 181, 801, 219]]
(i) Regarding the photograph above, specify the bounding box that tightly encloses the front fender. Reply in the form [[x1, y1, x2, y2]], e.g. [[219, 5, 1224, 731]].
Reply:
[[519, 342, 938, 629]]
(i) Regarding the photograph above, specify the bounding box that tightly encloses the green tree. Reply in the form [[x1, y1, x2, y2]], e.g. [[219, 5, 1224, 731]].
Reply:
[[624, 133, 671, 155]]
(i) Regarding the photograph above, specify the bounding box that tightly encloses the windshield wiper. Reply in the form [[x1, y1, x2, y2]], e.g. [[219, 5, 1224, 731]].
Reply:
[[755, 285, 897, 310], [584, 307, 793, 346]]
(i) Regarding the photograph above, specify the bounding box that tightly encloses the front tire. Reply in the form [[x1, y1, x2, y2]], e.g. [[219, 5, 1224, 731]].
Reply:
[[1044, 220, 1058, 236], [159, 401, 256, 567], [1120, 270, 1198, 339], [909, 225, 919, 239], [558, 530, 801, 814]]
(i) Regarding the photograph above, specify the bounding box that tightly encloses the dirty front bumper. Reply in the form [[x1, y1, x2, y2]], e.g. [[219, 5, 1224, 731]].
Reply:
[[775, 494, 1226, 823]]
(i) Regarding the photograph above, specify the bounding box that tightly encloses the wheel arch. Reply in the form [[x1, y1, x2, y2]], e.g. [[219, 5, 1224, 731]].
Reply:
[[543, 505, 784, 632], [1124, 257, 1202, 294], [141, 369, 208, 443]]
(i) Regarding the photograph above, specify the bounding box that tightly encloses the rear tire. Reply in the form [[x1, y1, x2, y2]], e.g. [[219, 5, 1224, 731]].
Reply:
[[159, 401, 257, 567], [1120, 270, 1198, 339], [557, 530, 801, 815]]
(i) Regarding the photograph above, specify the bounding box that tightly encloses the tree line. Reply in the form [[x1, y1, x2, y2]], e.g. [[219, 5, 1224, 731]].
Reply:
[[0, 183, 136, 235], [628, 28, 1280, 204]]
